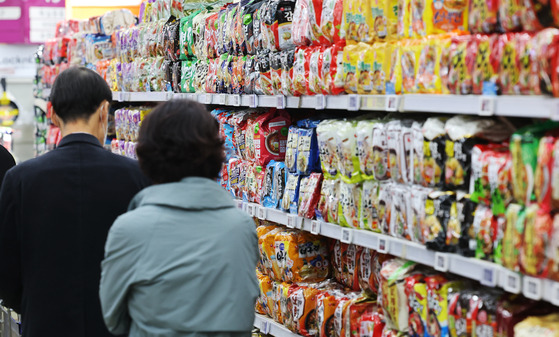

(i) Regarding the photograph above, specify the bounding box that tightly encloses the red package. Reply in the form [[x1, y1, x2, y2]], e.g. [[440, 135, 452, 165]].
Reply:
[[498, 33, 522, 95], [472, 34, 499, 95], [293, 47, 310, 96], [359, 248, 377, 296], [299, 172, 324, 219], [259, 55, 274, 95], [254, 109, 291, 166], [320, 0, 344, 44], [447, 35, 475, 95], [358, 311, 385, 337], [516, 32, 540, 95], [206, 13, 219, 59], [342, 244, 362, 291], [293, 0, 312, 46], [534, 29, 559, 97], [535, 135, 558, 213], [405, 274, 427, 337], [330, 240, 344, 282], [520, 207, 553, 277], [309, 0, 327, 45], [321, 40, 346, 95], [308, 46, 325, 94], [521, 0, 545, 32], [316, 290, 342, 337], [469, 0, 499, 33], [499, 0, 523, 32], [347, 299, 378, 337]]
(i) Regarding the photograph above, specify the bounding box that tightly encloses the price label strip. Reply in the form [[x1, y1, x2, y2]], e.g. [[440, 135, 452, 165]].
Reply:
[[277, 95, 286, 109], [480, 267, 498, 287], [478, 96, 496, 116], [257, 206, 267, 220], [551, 282, 559, 306], [503, 270, 521, 294], [347, 94, 361, 111], [246, 204, 255, 217], [260, 320, 270, 335], [286, 215, 296, 229], [315, 94, 326, 110], [340, 228, 353, 244], [377, 237, 390, 254], [310, 220, 321, 235], [249, 94, 258, 108], [206, 94, 213, 105], [523, 276, 543, 300], [231, 94, 241, 107], [434, 252, 449, 272], [385, 95, 399, 111]]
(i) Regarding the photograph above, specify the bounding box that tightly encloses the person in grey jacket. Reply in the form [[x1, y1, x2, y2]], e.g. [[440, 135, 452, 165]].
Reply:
[[99, 100, 259, 337]]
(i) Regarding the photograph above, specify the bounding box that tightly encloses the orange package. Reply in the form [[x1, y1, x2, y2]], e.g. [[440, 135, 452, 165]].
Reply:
[[346, 298, 379, 337], [359, 248, 378, 296], [317, 290, 344, 337], [256, 271, 272, 315], [261, 228, 283, 280], [401, 39, 421, 93], [291, 286, 321, 337], [281, 282, 300, 329], [520, 207, 553, 277], [257, 224, 280, 273], [535, 135, 558, 213], [342, 244, 363, 291]]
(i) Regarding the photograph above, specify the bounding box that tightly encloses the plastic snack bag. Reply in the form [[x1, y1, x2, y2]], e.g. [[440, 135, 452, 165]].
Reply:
[[293, 47, 310, 96], [473, 204, 497, 261], [281, 49, 296, 96], [535, 135, 558, 213], [338, 181, 362, 228], [359, 248, 378, 296], [299, 173, 324, 219], [552, 137, 559, 210], [278, 0, 297, 50], [379, 258, 417, 332], [401, 39, 422, 94], [514, 313, 559, 337], [292, 0, 312, 46], [321, 40, 346, 95], [425, 276, 465, 337], [423, 191, 457, 251], [468, 0, 498, 33], [501, 203, 524, 271], [422, 118, 447, 188], [254, 109, 291, 166], [282, 172, 302, 213], [286, 126, 299, 173], [373, 122, 390, 181], [308, 46, 326, 94], [320, 0, 344, 43], [342, 44, 360, 94], [316, 290, 344, 337], [386, 41, 403, 95], [357, 44, 375, 94], [336, 120, 361, 182], [356, 120, 377, 180], [472, 34, 499, 95], [411, 0, 468, 37], [410, 186, 430, 244], [276, 230, 330, 283], [405, 274, 428, 337], [297, 121, 321, 176], [387, 120, 402, 183], [378, 182, 393, 234], [360, 180, 380, 232], [416, 36, 447, 94], [317, 178, 341, 224], [390, 185, 411, 240], [342, 244, 363, 290], [372, 43, 388, 94], [317, 120, 341, 179], [520, 206, 553, 277]]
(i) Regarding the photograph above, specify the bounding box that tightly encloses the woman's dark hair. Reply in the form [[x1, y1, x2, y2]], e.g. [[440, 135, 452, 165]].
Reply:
[[50, 67, 112, 123], [136, 100, 225, 183]]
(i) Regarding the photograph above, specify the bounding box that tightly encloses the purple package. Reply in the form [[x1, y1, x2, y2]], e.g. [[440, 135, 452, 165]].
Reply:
[[131, 110, 140, 141], [119, 140, 126, 155]]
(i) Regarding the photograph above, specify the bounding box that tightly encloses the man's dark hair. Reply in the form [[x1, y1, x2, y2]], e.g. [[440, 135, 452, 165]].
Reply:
[[50, 67, 112, 122], [136, 100, 225, 184]]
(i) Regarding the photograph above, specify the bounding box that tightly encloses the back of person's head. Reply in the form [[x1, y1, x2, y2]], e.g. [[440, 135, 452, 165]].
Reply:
[[136, 100, 225, 184], [50, 67, 112, 123]]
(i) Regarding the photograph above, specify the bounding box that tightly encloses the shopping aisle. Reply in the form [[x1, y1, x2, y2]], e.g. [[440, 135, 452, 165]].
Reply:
[[31, 0, 559, 336]]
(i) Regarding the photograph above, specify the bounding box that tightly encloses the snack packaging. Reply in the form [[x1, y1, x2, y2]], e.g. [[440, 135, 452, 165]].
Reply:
[[411, 0, 468, 37], [282, 172, 302, 213], [253, 109, 291, 166], [256, 272, 272, 314], [520, 206, 552, 277], [386, 120, 402, 183], [468, 0, 498, 33], [411, 121, 425, 185], [346, 297, 379, 337], [293, 47, 310, 96], [386, 42, 403, 95], [260, 227, 283, 279], [358, 311, 386, 337], [378, 182, 393, 234], [535, 136, 558, 213], [271, 52, 283, 95], [410, 186, 430, 244], [291, 286, 321, 336], [292, 0, 312, 46], [308, 46, 325, 94], [321, 40, 347, 95], [281, 49, 296, 96], [317, 120, 341, 179], [454, 194, 477, 256], [356, 44, 375, 95], [496, 295, 543, 337], [548, 214, 559, 281], [263, 161, 287, 209], [473, 204, 496, 261], [336, 120, 361, 182], [297, 120, 321, 175], [379, 258, 417, 332], [514, 313, 559, 337], [405, 274, 428, 337], [299, 173, 324, 219], [416, 36, 447, 94], [471, 34, 498, 95], [447, 35, 476, 95], [423, 191, 457, 251], [342, 244, 363, 290], [356, 120, 377, 180], [316, 290, 343, 337], [425, 276, 465, 337], [373, 122, 390, 181], [473, 290, 503, 337], [361, 180, 381, 232], [316, 178, 341, 223], [320, 0, 344, 43], [342, 43, 361, 94], [359, 247, 378, 296], [422, 118, 447, 188], [401, 39, 422, 94], [341, 0, 373, 42], [390, 184, 411, 240], [338, 181, 362, 228], [275, 230, 330, 283], [286, 126, 300, 173]]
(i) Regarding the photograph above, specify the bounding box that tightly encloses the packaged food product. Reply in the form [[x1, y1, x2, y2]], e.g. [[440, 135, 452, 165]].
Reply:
[[447, 35, 476, 95], [536, 136, 558, 213], [416, 36, 448, 94], [321, 40, 347, 95], [514, 313, 559, 337], [386, 42, 402, 95], [410, 186, 430, 244], [260, 227, 283, 278], [496, 295, 543, 337], [286, 126, 299, 173], [316, 290, 343, 337], [401, 39, 422, 94], [423, 191, 457, 251], [422, 118, 447, 188], [262, 161, 287, 209], [308, 46, 325, 94], [358, 311, 386, 337], [342, 244, 363, 290], [341, 0, 373, 42], [281, 49, 296, 96], [452, 194, 477, 256], [282, 172, 302, 213], [360, 180, 381, 232], [271, 52, 283, 95], [473, 204, 496, 261], [356, 44, 375, 95], [342, 43, 361, 94], [290, 286, 321, 336], [338, 181, 362, 228], [533, 29, 559, 98], [346, 297, 379, 337], [292, 0, 312, 46], [316, 178, 341, 223], [275, 230, 330, 283], [320, 0, 344, 43], [297, 121, 321, 175], [548, 214, 559, 281], [253, 109, 291, 166], [390, 184, 411, 240], [337, 121, 361, 182], [293, 47, 310, 96], [405, 274, 428, 337], [378, 182, 393, 235], [468, 0, 498, 33], [425, 276, 464, 337], [520, 206, 552, 277], [411, 0, 468, 37], [356, 120, 377, 180], [317, 120, 341, 179], [379, 258, 417, 332], [373, 122, 390, 181], [359, 248, 378, 296], [299, 173, 324, 219]]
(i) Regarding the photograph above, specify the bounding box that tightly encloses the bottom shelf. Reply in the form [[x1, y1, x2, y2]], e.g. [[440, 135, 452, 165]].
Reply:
[[254, 314, 302, 337]]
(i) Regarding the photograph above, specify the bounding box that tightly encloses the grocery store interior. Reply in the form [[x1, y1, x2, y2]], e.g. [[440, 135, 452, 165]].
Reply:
[[3, 0, 559, 336]]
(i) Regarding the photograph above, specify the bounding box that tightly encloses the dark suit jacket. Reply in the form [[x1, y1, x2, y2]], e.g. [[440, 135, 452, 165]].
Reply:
[[0, 145, 15, 188], [0, 133, 151, 337]]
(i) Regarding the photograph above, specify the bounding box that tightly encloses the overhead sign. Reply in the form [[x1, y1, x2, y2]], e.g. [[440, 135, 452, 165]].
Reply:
[[0, 0, 66, 44]]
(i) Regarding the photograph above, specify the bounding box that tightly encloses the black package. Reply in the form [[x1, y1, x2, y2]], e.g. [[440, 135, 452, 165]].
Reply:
[[424, 191, 456, 252], [456, 194, 477, 257], [172, 61, 182, 93]]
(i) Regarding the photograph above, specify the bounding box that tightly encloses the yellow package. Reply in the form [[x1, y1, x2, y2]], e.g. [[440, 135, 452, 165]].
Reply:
[[259, 274, 274, 316], [371, 0, 387, 41], [257, 224, 280, 273], [401, 39, 422, 94], [416, 36, 447, 93], [372, 42, 387, 94], [261, 228, 282, 280], [343, 43, 361, 94], [385, 0, 399, 39], [275, 230, 330, 283], [412, 0, 468, 37], [385, 41, 402, 94], [342, 0, 372, 42], [255, 271, 268, 315], [397, 0, 412, 39], [357, 44, 375, 94], [271, 282, 284, 323]]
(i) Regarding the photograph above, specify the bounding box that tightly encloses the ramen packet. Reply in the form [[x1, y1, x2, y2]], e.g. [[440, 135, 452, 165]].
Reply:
[[299, 173, 324, 219], [514, 313, 559, 337], [412, 0, 468, 37], [271, 52, 283, 95], [297, 120, 322, 175], [293, 47, 310, 96], [372, 122, 390, 181], [378, 182, 393, 235], [290, 286, 321, 336], [359, 247, 378, 296], [342, 244, 363, 290], [254, 109, 291, 166], [535, 135, 559, 213], [286, 126, 299, 173], [320, 41, 346, 95], [471, 34, 499, 95], [336, 120, 361, 183], [357, 44, 375, 94], [316, 178, 341, 223], [341, 0, 372, 42], [317, 120, 341, 179], [281, 49, 296, 96], [552, 138, 559, 211], [263, 161, 287, 209], [386, 42, 402, 95], [361, 180, 381, 232], [425, 276, 466, 337], [401, 39, 422, 93], [338, 181, 362, 228], [345, 297, 379, 337], [342, 43, 360, 94], [320, 0, 343, 43], [416, 36, 448, 94], [468, 0, 498, 33], [308, 47, 325, 94], [410, 186, 430, 244], [387, 120, 402, 183], [356, 120, 377, 180], [316, 290, 344, 337], [390, 184, 411, 240], [405, 273, 428, 337], [282, 172, 302, 213], [472, 204, 497, 261], [292, 0, 312, 46], [520, 206, 553, 277], [379, 258, 417, 332], [424, 191, 457, 252], [449, 193, 475, 256], [501, 203, 524, 271], [422, 118, 447, 188]]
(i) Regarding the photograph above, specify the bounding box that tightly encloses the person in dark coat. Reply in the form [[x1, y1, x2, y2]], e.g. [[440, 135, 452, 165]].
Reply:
[[0, 145, 15, 188], [0, 67, 150, 337]]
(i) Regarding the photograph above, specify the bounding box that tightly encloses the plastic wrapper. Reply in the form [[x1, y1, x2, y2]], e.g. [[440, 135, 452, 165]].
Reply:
[[386, 42, 402, 95], [360, 180, 380, 232], [472, 34, 499, 95], [254, 109, 291, 166], [342, 43, 361, 94], [338, 181, 362, 229], [535, 136, 558, 213], [227, 158, 242, 198], [423, 191, 457, 252], [282, 172, 302, 213], [297, 121, 321, 175], [292, 0, 312, 46], [411, 0, 468, 37], [359, 248, 378, 296], [501, 203, 524, 271], [387, 120, 402, 183], [321, 41, 346, 95], [299, 173, 324, 219], [401, 39, 422, 94], [405, 273, 428, 337], [451, 194, 477, 256], [317, 120, 341, 179], [472, 204, 500, 262], [275, 230, 330, 283], [271, 52, 283, 95], [379, 258, 417, 332], [262, 161, 287, 209], [548, 214, 559, 281], [422, 118, 447, 188], [378, 182, 393, 235], [293, 47, 310, 96], [447, 35, 476, 95], [357, 44, 374, 95], [316, 290, 344, 337], [520, 206, 553, 277], [286, 126, 300, 173], [336, 120, 361, 182], [356, 120, 377, 180], [425, 276, 466, 337], [308, 46, 325, 94], [416, 36, 448, 94], [260, 227, 283, 279], [345, 298, 379, 337], [316, 178, 341, 223], [256, 272, 273, 314], [514, 313, 559, 337], [410, 186, 430, 244], [342, 244, 363, 290], [390, 184, 411, 240], [281, 49, 296, 96], [373, 122, 390, 181], [468, 0, 498, 33], [320, 0, 343, 43]]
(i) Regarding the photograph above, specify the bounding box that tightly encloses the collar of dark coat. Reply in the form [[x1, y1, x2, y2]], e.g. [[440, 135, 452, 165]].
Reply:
[[128, 176, 236, 211], [58, 133, 102, 148]]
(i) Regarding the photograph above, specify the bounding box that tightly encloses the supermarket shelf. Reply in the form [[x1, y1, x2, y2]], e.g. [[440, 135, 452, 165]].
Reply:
[[254, 314, 302, 337], [238, 200, 559, 306], [111, 92, 559, 118]]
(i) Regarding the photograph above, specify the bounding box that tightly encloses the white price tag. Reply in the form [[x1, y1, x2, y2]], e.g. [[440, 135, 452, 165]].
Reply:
[[377, 237, 389, 253], [117, 92, 124, 102], [277, 95, 286, 109], [219, 94, 227, 105], [347, 94, 360, 111], [236, 200, 243, 209], [286, 215, 296, 228], [523, 276, 543, 300], [231, 94, 241, 106], [189, 93, 198, 101], [172, 93, 181, 100], [316, 94, 326, 110], [551, 282, 559, 306], [480, 267, 498, 287], [434, 253, 449, 272], [310, 220, 321, 235], [386, 95, 398, 111], [503, 271, 521, 294], [341, 228, 353, 244], [478, 96, 496, 116], [261, 320, 271, 334], [249, 94, 258, 108], [166, 92, 174, 100], [246, 204, 255, 217], [206, 94, 213, 105], [257, 206, 267, 220]]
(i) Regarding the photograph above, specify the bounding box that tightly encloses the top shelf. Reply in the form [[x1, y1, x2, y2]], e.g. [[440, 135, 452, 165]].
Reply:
[[111, 92, 559, 119]]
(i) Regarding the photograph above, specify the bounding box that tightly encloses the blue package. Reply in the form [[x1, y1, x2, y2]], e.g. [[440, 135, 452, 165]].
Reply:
[[285, 126, 299, 173], [261, 161, 276, 208], [281, 172, 301, 214], [296, 127, 320, 176], [273, 161, 286, 209]]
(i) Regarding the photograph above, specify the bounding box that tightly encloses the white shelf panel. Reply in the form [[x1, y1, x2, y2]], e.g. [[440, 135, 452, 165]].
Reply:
[[254, 314, 302, 337], [242, 202, 559, 306], [110, 92, 559, 119]]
